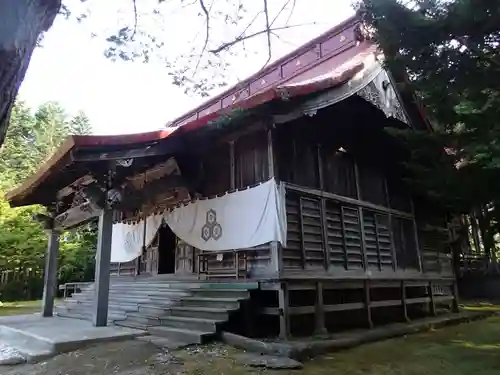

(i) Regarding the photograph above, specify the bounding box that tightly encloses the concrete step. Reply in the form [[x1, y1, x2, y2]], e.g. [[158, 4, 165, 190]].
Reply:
[[180, 296, 241, 309], [148, 326, 213, 344], [125, 312, 165, 326], [190, 289, 250, 299], [74, 289, 189, 299], [169, 306, 233, 320], [57, 308, 126, 322], [65, 299, 140, 313], [159, 315, 222, 332], [138, 304, 173, 316], [114, 320, 149, 330]]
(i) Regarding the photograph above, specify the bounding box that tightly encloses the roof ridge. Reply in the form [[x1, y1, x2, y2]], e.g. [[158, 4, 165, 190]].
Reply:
[[167, 14, 360, 128]]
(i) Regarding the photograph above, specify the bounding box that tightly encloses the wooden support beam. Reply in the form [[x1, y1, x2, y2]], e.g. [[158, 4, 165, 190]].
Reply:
[[41, 228, 60, 317], [428, 281, 436, 316], [229, 141, 235, 190], [284, 183, 414, 219], [266, 128, 282, 276], [314, 281, 327, 335], [364, 280, 374, 329], [71, 139, 183, 162], [401, 280, 410, 322], [278, 282, 290, 340], [93, 207, 113, 327]]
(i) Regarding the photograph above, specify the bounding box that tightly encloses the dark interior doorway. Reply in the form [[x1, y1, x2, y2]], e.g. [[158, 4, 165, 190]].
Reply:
[[157, 224, 176, 274]]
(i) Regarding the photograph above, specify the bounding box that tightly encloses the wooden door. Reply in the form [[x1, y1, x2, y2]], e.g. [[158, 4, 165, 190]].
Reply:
[[175, 240, 195, 274]]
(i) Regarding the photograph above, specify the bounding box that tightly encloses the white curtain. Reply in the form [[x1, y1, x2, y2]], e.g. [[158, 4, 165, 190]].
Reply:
[[110, 213, 163, 263], [164, 178, 287, 251]]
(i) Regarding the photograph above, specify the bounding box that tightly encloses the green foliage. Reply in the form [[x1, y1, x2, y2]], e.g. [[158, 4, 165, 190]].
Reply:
[[0, 101, 96, 300], [359, 0, 500, 257]]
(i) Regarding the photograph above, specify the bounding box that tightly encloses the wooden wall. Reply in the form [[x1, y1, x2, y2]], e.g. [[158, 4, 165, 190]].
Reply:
[[274, 105, 452, 279], [196, 128, 273, 278]]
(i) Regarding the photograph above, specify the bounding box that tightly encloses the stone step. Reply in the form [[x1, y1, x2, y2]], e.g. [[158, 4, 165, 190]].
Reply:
[[57, 307, 126, 322], [148, 326, 213, 344], [138, 304, 173, 316], [180, 296, 241, 309], [159, 315, 222, 332], [169, 306, 233, 321], [114, 320, 149, 330], [74, 289, 190, 299], [125, 312, 165, 326], [64, 299, 140, 313], [190, 289, 250, 299]]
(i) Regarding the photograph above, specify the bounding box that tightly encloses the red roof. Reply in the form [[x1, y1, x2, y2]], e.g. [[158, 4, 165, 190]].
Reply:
[[169, 15, 362, 128]]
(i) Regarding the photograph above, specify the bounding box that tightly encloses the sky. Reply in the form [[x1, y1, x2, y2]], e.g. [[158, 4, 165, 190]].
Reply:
[[19, 0, 354, 135]]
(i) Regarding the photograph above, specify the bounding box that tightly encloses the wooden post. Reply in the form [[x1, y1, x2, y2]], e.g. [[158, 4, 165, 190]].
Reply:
[[267, 128, 282, 276], [428, 281, 436, 316], [229, 141, 235, 189], [401, 280, 410, 322], [41, 228, 60, 317], [314, 281, 327, 334], [364, 280, 374, 328], [92, 207, 114, 327], [278, 282, 290, 339]]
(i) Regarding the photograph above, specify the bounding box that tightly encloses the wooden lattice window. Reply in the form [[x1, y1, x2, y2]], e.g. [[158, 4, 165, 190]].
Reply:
[[325, 201, 363, 270], [363, 211, 394, 270]]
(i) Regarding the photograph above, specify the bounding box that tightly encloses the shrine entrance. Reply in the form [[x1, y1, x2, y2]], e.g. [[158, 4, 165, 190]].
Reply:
[[157, 224, 176, 274]]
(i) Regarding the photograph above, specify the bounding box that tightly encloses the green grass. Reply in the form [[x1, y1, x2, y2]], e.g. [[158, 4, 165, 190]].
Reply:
[[176, 314, 500, 375], [0, 300, 41, 316]]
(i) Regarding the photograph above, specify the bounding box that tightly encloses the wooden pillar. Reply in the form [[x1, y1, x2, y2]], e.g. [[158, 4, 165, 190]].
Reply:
[[428, 281, 436, 316], [92, 207, 114, 327], [278, 282, 290, 339], [229, 141, 235, 190], [314, 281, 327, 334], [364, 280, 374, 329], [41, 228, 60, 317], [401, 280, 410, 322], [267, 128, 282, 276]]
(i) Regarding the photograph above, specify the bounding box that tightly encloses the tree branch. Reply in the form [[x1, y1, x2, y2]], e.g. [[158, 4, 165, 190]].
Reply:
[[193, 0, 211, 74], [262, 0, 272, 68], [131, 0, 138, 40], [209, 23, 312, 54]]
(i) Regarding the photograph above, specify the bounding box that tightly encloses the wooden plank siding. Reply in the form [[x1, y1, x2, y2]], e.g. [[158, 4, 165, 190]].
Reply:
[[273, 113, 453, 280]]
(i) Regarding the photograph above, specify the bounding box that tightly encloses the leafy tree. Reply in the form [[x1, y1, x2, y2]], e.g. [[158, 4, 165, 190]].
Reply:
[[357, 0, 500, 262], [0, 101, 96, 299]]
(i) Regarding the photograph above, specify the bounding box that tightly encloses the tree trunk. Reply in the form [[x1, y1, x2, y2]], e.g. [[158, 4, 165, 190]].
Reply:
[[0, 0, 60, 146]]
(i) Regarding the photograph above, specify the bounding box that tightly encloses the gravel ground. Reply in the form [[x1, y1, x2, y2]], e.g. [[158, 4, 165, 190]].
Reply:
[[0, 340, 277, 375]]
